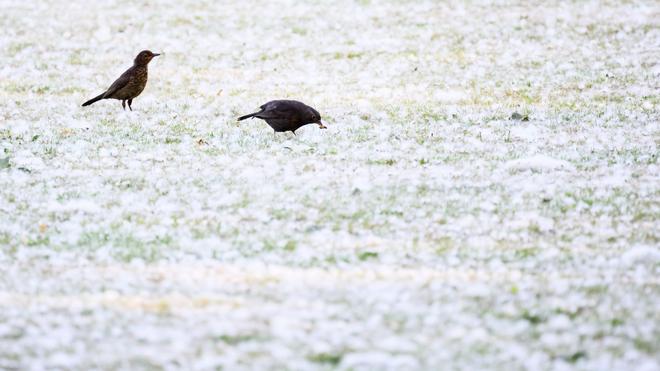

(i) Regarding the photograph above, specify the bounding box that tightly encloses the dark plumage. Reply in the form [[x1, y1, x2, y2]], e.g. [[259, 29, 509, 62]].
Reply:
[[238, 100, 327, 135], [82, 50, 160, 110]]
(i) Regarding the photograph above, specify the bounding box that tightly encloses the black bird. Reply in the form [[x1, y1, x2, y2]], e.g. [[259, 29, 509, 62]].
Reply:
[[238, 100, 327, 135], [82, 50, 160, 110]]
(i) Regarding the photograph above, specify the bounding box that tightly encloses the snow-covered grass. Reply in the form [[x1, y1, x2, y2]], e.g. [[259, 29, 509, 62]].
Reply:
[[0, 0, 659, 369]]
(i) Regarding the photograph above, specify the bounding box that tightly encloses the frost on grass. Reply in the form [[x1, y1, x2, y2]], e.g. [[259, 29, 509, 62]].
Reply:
[[0, 0, 659, 370]]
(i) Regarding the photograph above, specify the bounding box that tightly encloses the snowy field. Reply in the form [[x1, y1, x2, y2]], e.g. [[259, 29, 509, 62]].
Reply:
[[1, 0, 659, 369]]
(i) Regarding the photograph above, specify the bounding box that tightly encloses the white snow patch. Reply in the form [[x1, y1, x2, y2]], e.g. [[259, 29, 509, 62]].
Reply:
[[504, 155, 576, 172], [620, 246, 660, 266]]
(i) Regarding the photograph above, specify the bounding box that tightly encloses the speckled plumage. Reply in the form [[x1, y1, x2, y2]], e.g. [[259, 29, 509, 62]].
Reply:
[[82, 50, 159, 110]]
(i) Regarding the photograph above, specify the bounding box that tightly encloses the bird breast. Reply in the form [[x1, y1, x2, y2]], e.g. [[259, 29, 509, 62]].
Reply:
[[116, 67, 148, 99]]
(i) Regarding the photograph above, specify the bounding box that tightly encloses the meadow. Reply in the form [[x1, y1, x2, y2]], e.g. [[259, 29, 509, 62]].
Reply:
[[0, 0, 658, 369]]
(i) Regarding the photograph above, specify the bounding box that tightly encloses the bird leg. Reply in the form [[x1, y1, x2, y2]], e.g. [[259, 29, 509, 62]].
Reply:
[[121, 100, 126, 110], [128, 99, 133, 111]]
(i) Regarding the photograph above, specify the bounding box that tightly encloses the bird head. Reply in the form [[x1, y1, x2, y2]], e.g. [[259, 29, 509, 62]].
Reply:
[[307, 107, 327, 129], [134, 50, 160, 65]]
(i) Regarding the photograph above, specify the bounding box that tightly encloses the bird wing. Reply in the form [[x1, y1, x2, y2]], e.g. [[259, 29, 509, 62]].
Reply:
[[103, 67, 134, 98], [257, 101, 299, 119]]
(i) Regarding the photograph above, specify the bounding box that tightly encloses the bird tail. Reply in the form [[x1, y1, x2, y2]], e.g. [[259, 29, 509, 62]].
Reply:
[[82, 92, 105, 107], [237, 111, 261, 121]]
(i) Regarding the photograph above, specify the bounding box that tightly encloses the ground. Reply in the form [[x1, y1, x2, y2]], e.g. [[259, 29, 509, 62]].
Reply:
[[0, 0, 659, 369]]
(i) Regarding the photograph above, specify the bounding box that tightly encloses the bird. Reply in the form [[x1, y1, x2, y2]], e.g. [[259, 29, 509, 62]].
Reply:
[[82, 50, 160, 110], [238, 100, 327, 135]]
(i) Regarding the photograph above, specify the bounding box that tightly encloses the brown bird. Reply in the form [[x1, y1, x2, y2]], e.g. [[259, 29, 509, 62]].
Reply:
[[237, 100, 327, 135], [82, 50, 160, 110]]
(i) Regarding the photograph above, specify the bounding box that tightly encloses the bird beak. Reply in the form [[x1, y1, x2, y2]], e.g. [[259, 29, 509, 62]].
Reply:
[[152, 53, 161, 57], [317, 121, 327, 129]]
